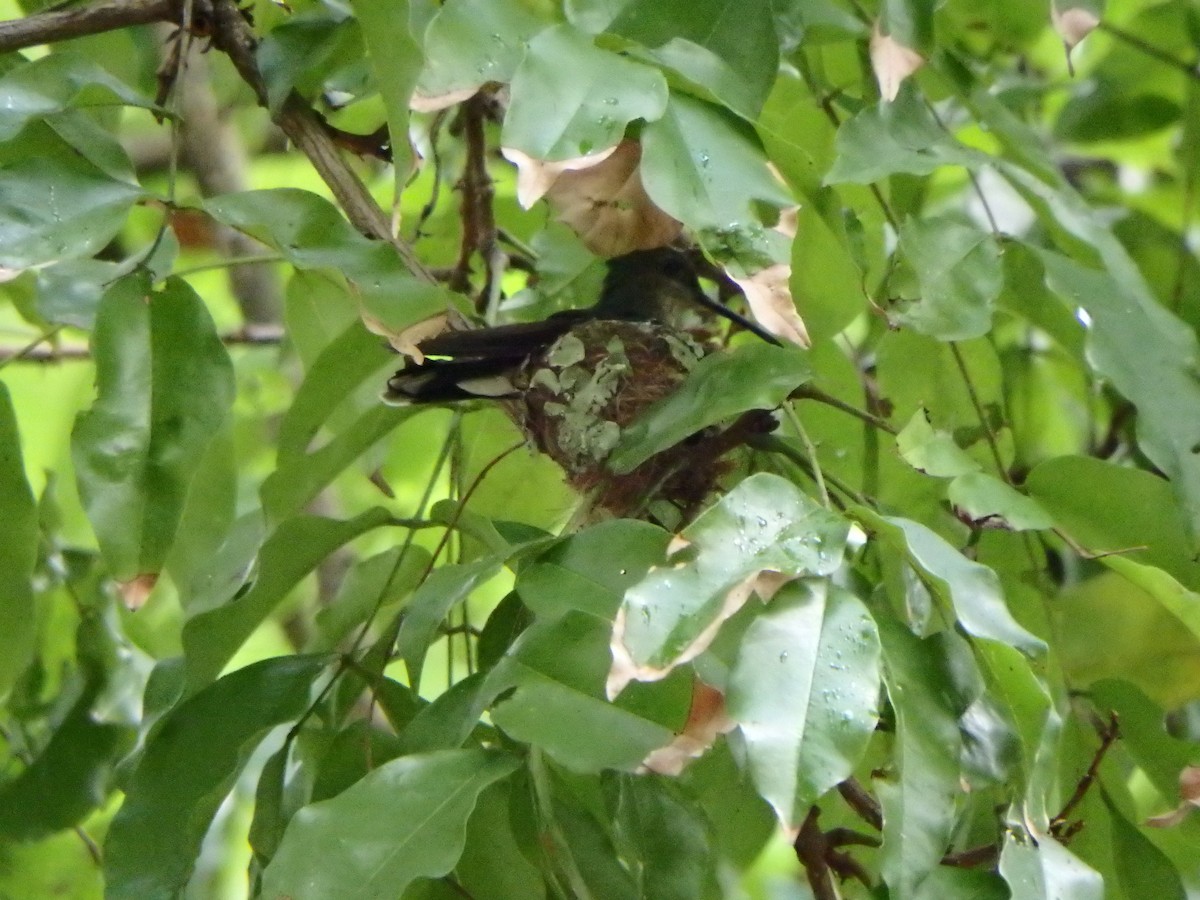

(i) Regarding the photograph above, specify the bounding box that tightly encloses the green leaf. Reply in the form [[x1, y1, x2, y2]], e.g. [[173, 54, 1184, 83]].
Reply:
[[455, 780, 546, 900], [417, 0, 548, 106], [313, 546, 432, 651], [104, 656, 331, 900], [896, 217, 1002, 340], [353, 0, 422, 183], [1034, 248, 1200, 545], [516, 519, 670, 619], [182, 507, 394, 689], [1101, 788, 1186, 900], [0, 51, 158, 141], [1054, 562, 1200, 710], [998, 832, 1103, 900], [503, 25, 668, 160], [727, 580, 881, 827], [263, 402, 414, 520], [616, 473, 849, 675], [261, 750, 518, 900], [492, 679, 674, 772], [879, 0, 936, 53], [0, 383, 37, 698], [610, 343, 811, 473], [490, 613, 678, 771], [826, 87, 981, 184], [0, 685, 131, 840], [205, 190, 454, 329], [71, 275, 235, 581], [896, 408, 982, 477], [610, 774, 719, 900], [0, 120, 145, 268], [396, 557, 504, 691], [607, 0, 779, 118], [642, 93, 794, 230], [257, 15, 363, 112], [947, 472, 1054, 531], [875, 622, 964, 898], [864, 512, 1045, 655]]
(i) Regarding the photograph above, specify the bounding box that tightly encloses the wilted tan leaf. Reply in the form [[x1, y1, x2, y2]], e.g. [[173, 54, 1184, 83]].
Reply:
[[1052, 4, 1101, 50], [607, 570, 788, 698], [361, 311, 449, 363], [641, 680, 734, 775], [119, 573, 157, 611], [870, 25, 925, 102], [0, 266, 22, 284], [1147, 765, 1200, 828], [501, 145, 621, 208], [409, 86, 479, 114], [730, 264, 811, 347], [544, 140, 683, 257]]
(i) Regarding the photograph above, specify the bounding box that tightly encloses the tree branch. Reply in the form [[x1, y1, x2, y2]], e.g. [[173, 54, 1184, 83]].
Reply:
[[0, 328, 284, 364], [0, 0, 176, 54]]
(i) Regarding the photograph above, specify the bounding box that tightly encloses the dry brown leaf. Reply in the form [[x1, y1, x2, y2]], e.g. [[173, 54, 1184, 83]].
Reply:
[[544, 140, 682, 257], [362, 312, 448, 363], [641, 680, 735, 775], [118, 573, 158, 611], [870, 25, 925, 102], [607, 570, 789, 698], [1147, 765, 1200, 828], [409, 86, 479, 114], [1052, 5, 1100, 50], [730, 264, 810, 347], [501, 145, 621, 208]]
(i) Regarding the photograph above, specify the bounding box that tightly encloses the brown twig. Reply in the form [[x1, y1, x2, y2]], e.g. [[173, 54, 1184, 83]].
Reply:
[[1050, 711, 1120, 842], [794, 805, 873, 899], [0, 328, 284, 364], [452, 92, 500, 309], [941, 843, 1000, 868], [791, 384, 898, 435], [837, 778, 883, 831], [0, 0, 176, 53]]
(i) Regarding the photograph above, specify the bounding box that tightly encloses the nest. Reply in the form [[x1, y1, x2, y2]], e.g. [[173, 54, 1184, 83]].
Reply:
[[513, 320, 764, 521]]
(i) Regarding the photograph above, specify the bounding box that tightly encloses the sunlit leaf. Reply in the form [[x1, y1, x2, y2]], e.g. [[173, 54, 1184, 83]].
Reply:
[[727, 580, 881, 827], [896, 217, 1002, 340], [72, 275, 234, 581], [612, 474, 848, 688], [503, 25, 668, 160], [999, 832, 1103, 900]]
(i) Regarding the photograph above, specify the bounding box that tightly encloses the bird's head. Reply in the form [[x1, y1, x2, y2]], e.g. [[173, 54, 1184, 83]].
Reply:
[[595, 248, 708, 321]]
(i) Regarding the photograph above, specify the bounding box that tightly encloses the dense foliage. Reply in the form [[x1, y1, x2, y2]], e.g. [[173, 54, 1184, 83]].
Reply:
[[1, 0, 1199, 897]]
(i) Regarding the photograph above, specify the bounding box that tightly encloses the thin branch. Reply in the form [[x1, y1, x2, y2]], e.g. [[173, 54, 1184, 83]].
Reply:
[[837, 778, 883, 831], [1097, 21, 1200, 82], [0, 0, 175, 54], [197, 0, 436, 282], [949, 342, 1009, 482], [785, 402, 830, 508], [1050, 711, 1120, 842], [0, 328, 284, 364], [791, 384, 898, 435]]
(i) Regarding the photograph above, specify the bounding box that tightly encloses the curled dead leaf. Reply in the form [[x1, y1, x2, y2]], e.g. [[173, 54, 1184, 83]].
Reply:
[[501, 145, 620, 208], [606, 569, 790, 699], [410, 86, 479, 114], [501, 141, 681, 256], [1147, 765, 1200, 828], [641, 680, 735, 775], [870, 25, 925, 102], [362, 312, 449, 363], [1052, 5, 1101, 50], [119, 573, 158, 611], [730, 264, 811, 348]]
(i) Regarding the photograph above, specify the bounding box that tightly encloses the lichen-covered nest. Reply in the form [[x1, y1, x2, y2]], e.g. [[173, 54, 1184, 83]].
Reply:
[[513, 319, 758, 521]]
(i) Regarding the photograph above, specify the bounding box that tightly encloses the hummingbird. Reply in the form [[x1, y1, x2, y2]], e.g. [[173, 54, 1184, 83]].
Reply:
[[383, 247, 777, 404]]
